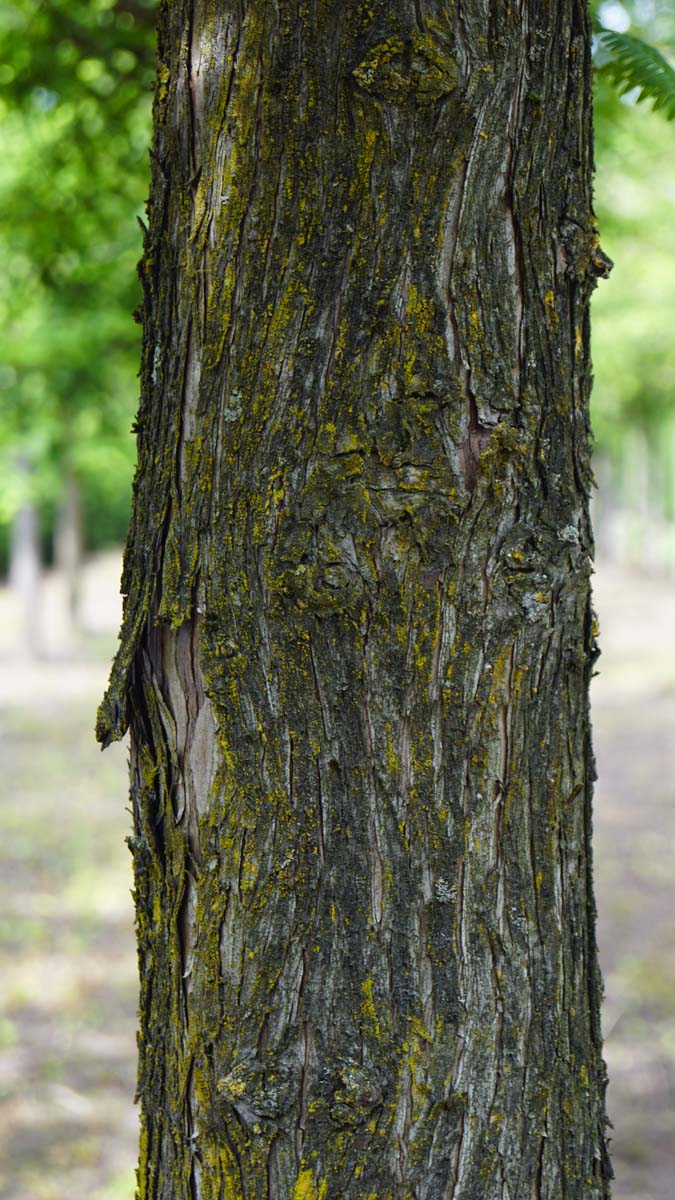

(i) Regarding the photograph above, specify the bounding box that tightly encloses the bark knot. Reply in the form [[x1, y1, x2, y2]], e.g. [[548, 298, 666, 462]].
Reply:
[[352, 33, 458, 106]]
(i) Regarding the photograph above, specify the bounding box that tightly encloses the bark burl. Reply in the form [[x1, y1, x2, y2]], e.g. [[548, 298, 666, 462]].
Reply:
[[99, 1, 613, 1196]]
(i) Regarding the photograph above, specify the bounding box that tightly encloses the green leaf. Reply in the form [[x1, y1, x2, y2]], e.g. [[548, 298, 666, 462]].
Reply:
[[598, 31, 675, 120]]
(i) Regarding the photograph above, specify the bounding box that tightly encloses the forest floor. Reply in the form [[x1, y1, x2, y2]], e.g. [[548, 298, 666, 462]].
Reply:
[[593, 564, 675, 1200], [0, 550, 673, 1199]]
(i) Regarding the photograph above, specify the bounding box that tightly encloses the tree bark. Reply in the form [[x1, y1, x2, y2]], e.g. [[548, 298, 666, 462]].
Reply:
[[99, 1, 612, 1196]]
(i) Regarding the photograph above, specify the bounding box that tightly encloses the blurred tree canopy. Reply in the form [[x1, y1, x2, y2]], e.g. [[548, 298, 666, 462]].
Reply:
[[0, 0, 672, 573], [0, 0, 155, 569], [592, 0, 675, 524]]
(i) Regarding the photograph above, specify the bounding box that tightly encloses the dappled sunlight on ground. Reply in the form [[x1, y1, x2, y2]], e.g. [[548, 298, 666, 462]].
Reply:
[[0, 552, 672, 1198]]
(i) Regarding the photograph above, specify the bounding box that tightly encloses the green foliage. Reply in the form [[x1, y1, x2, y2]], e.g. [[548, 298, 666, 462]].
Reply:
[[587, 1, 675, 525], [0, 1, 155, 570], [0, 0, 154, 97], [592, 96, 675, 526], [598, 31, 675, 119]]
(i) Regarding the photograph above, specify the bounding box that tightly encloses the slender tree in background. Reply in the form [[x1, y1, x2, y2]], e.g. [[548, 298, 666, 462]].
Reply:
[[99, 2, 614, 1196]]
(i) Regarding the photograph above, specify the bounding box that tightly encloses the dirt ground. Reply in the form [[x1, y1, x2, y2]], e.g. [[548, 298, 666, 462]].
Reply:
[[592, 564, 675, 1200], [0, 553, 136, 1200], [0, 551, 672, 1198]]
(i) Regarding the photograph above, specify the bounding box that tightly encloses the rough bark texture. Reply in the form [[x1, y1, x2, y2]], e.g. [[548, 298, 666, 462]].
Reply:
[[99, 1, 613, 1196]]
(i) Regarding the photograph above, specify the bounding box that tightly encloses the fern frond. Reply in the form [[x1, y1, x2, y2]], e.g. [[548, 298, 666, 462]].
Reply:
[[598, 31, 675, 121]]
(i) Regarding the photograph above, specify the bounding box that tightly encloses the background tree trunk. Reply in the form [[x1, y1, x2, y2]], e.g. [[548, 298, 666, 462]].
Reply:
[[9, 456, 42, 659], [99, 1, 612, 1196], [55, 469, 84, 630]]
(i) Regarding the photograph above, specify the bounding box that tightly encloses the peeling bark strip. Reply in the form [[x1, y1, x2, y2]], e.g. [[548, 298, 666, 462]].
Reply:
[[100, 1, 612, 1196]]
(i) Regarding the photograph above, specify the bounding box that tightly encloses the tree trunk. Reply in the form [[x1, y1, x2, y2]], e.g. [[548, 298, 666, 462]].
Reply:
[[9, 456, 42, 659], [99, 2, 612, 1196], [55, 469, 83, 629]]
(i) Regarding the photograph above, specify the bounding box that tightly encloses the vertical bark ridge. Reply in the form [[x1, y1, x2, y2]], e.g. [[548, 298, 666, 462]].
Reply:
[[100, 1, 612, 1197]]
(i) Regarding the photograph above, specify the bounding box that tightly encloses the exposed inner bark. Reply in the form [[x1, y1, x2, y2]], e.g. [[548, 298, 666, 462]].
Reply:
[[100, 2, 612, 1197]]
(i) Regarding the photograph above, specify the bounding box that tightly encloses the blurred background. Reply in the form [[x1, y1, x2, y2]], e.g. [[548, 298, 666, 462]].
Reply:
[[0, 1, 673, 1197]]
